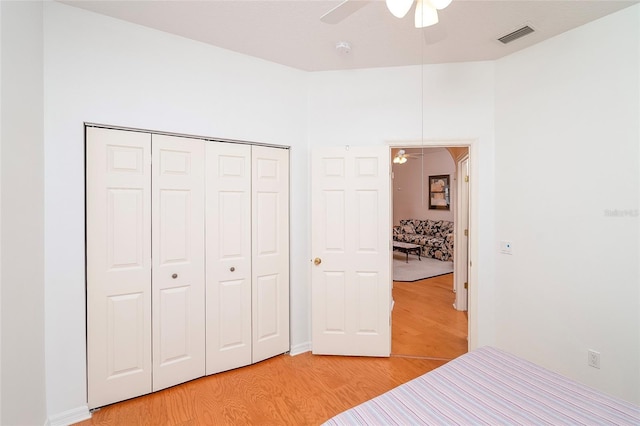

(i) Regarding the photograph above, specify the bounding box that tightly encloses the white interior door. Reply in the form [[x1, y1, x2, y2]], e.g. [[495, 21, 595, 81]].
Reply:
[[86, 127, 152, 408], [252, 146, 290, 363], [205, 142, 252, 375], [311, 146, 391, 357], [151, 134, 205, 391]]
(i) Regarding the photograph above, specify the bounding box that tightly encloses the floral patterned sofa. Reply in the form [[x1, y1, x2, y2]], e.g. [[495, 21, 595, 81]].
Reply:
[[393, 219, 454, 261]]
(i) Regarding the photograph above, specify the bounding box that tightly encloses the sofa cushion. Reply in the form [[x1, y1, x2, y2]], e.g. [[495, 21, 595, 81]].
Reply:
[[424, 219, 439, 235], [394, 233, 411, 243], [435, 221, 453, 238], [403, 234, 421, 244], [402, 224, 415, 234], [411, 221, 424, 235], [412, 235, 443, 245]]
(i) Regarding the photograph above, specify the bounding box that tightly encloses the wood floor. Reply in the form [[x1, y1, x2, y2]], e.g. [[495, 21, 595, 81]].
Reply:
[[77, 273, 467, 426], [392, 273, 468, 359]]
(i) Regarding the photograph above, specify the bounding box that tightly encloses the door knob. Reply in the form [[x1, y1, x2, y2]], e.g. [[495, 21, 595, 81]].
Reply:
[[314, 257, 322, 266], [172, 273, 178, 279], [230, 267, 235, 272]]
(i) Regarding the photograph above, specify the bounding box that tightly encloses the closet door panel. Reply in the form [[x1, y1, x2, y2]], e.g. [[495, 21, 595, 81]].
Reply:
[[255, 274, 279, 340], [87, 127, 152, 409], [252, 146, 290, 363], [206, 142, 252, 375], [152, 134, 205, 391]]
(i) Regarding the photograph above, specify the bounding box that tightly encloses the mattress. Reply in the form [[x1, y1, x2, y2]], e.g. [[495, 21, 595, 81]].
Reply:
[[324, 346, 640, 425]]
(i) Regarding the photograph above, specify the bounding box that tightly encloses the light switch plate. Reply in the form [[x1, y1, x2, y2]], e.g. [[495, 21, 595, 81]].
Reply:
[[500, 240, 513, 254]]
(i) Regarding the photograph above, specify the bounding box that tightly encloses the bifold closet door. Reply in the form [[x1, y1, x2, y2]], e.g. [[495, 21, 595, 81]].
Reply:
[[88, 128, 287, 406], [151, 134, 206, 391], [205, 142, 252, 375], [87, 127, 152, 409], [252, 146, 290, 363]]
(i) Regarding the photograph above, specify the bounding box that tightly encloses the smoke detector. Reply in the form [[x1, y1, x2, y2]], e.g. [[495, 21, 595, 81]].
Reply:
[[335, 41, 352, 55]]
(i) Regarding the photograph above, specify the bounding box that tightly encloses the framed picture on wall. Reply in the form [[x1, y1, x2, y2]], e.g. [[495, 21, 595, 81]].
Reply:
[[429, 175, 450, 210]]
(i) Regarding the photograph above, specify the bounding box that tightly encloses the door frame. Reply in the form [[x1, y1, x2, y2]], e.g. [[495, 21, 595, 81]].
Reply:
[[454, 154, 469, 312], [387, 139, 479, 350]]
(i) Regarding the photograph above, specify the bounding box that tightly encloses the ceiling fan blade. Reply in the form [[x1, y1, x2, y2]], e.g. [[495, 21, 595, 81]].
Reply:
[[320, 0, 370, 24]]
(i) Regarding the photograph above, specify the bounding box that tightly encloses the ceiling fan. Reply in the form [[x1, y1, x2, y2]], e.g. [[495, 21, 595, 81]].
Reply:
[[392, 149, 423, 164], [321, 0, 453, 28]]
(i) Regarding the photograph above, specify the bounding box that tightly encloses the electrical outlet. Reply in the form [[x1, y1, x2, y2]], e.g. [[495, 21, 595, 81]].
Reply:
[[588, 350, 601, 369]]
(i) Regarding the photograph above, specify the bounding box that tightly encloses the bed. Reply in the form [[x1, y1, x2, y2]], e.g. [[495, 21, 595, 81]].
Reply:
[[324, 346, 640, 425]]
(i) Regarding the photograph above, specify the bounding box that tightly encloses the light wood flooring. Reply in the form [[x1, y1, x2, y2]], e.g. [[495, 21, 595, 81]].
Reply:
[[77, 273, 467, 425], [392, 273, 468, 359]]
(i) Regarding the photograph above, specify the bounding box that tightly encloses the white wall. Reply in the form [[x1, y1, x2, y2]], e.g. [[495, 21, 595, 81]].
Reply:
[[494, 5, 640, 403], [43, 2, 308, 418], [393, 147, 456, 223], [0, 1, 48, 424]]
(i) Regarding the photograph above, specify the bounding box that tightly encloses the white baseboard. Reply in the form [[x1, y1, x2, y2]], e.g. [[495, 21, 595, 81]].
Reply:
[[47, 405, 91, 426], [289, 341, 311, 356]]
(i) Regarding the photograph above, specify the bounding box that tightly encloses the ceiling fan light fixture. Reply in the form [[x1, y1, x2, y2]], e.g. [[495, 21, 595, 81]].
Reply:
[[393, 149, 408, 164], [415, 0, 439, 28], [386, 0, 414, 19]]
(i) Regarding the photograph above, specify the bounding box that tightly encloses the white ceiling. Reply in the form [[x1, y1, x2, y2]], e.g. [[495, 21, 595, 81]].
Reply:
[[60, 0, 639, 72]]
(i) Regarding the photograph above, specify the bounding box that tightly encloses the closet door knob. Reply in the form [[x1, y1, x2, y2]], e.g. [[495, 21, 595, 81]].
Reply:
[[314, 257, 322, 266], [172, 273, 178, 279], [230, 267, 235, 272]]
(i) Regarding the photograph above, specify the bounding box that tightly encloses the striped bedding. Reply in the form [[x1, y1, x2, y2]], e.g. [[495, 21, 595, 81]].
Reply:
[[324, 346, 640, 425]]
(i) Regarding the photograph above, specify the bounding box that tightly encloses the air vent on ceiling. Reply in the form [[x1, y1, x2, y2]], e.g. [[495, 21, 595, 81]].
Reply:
[[498, 25, 535, 44]]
